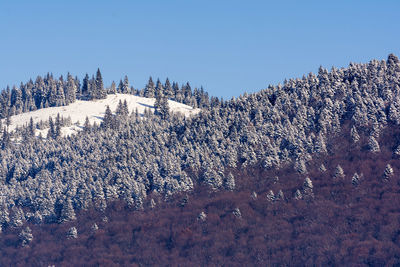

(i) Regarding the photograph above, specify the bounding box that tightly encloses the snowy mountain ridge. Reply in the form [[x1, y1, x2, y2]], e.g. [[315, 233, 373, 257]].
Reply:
[[6, 93, 200, 137]]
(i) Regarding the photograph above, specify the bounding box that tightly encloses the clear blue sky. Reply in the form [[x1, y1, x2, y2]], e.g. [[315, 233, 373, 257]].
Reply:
[[0, 0, 399, 98]]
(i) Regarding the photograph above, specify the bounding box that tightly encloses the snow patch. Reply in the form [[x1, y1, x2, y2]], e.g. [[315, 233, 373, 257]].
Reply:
[[6, 94, 200, 137]]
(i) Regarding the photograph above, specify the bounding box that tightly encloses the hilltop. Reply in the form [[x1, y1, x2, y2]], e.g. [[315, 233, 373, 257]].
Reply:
[[6, 93, 199, 137]]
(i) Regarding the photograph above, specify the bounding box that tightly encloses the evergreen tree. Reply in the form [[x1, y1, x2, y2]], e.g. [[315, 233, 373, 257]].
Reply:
[[173, 82, 182, 102], [0, 206, 10, 227], [116, 100, 124, 116], [150, 198, 156, 209], [144, 77, 155, 98], [232, 207, 242, 218], [266, 190, 275, 201], [82, 74, 90, 97], [154, 89, 170, 119], [65, 73, 77, 104], [110, 81, 117, 94], [368, 136, 380, 153], [333, 164, 345, 179], [155, 79, 164, 98], [164, 78, 173, 98], [352, 172, 360, 186], [10, 206, 25, 227], [95, 68, 106, 99], [74, 75, 81, 97], [67, 226, 78, 239], [294, 189, 303, 200], [55, 113, 62, 139], [11, 86, 23, 114], [224, 172, 235, 191], [394, 145, 400, 156], [350, 125, 360, 143], [276, 190, 285, 201], [1, 127, 10, 149], [117, 79, 123, 93], [203, 168, 223, 189], [303, 177, 313, 190], [303, 177, 314, 197], [183, 82, 192, 100], [121, 76, 130, 94], [55, 81, 65, 106], [123, 100, 129, 115], [28, 117, 35, 137], [294, 159, 307, 174], [5, 111, 11, 129], [88, 76, 96, 100], [314, 133, 327, 153], [198, 211, 207, 221], [48, 80, 57, 107], [102, 105, 114, 129], [60, 199, 76, 223], [19, 227, 33, 247], [383, 164, 394, 180], [48, 117, 55, 139], [91, 223, 99, 234], [319, 164, 327, 172], [83, 116, 91, 133]]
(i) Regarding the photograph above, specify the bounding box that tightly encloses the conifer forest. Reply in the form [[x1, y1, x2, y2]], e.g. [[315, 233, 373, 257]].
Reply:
[[1, 55, 400, 265]]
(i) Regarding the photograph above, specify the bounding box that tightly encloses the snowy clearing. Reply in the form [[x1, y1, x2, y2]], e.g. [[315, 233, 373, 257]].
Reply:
[[6, 94, 200, 137]]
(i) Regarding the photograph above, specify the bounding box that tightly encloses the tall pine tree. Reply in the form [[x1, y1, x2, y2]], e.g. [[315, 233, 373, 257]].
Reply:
[[95, 68, 106, 99], [82, 74, 90, 98], [144, 77, 155, 98], [154, 89, 169, 119]]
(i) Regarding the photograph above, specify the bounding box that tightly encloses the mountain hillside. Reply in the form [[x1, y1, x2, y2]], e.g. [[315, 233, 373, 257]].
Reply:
[[1, 121, 400, 266], [0, 54, 399, 265]]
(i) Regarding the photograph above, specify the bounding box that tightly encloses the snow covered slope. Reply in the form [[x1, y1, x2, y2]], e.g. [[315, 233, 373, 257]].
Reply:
[[7, 94, 200, 137]]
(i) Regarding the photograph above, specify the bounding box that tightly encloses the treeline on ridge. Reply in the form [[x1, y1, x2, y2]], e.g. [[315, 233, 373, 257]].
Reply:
[[0, 68, 211, 121]]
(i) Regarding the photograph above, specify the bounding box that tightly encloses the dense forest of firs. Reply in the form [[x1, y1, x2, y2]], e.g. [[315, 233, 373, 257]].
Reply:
[[0, 54, 400, 265]]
